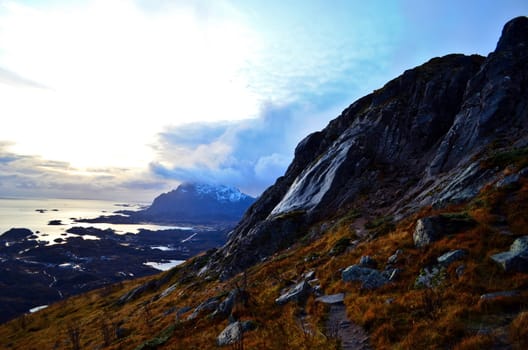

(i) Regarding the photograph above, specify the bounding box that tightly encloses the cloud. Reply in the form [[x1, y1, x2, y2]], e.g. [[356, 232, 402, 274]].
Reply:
[[0, 142, 169, 201], [0, 67, 48, 89], [149, 101, 338, 196]]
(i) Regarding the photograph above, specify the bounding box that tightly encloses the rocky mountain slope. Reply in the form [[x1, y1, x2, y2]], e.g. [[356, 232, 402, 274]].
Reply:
[[206, 16, 528, 280], [1, 17, 528, 350]]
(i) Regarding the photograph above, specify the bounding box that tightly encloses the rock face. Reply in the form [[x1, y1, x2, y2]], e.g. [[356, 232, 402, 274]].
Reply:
[[139, 183, 255, 223], [207, 17, 528, 279]]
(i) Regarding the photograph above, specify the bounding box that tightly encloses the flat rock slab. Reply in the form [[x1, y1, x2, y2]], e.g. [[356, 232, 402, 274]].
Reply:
[[316, 293, 345, 304], [480, 290, 520, 301]]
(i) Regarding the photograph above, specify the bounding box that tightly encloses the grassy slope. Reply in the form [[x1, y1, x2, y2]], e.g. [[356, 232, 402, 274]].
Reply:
[[1, 170, 528, 349]]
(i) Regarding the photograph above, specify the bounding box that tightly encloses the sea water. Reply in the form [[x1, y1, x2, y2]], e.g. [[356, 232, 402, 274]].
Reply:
[[0, 197, 189, 244]]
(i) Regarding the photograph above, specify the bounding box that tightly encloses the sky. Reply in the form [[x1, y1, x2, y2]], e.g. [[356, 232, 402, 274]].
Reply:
[[0, 0, 526, 202]]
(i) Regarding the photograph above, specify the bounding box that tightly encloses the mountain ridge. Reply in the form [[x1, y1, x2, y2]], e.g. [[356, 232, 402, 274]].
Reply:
[[206, 16, 528, 280]]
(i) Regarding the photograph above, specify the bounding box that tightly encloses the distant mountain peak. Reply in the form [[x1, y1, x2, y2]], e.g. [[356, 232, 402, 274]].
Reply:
[[141, 182, 255, 224], [177, 182, 250, 203]]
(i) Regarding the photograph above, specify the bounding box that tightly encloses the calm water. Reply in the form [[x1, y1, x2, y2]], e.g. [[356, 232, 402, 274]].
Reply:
[[0, 198, 189, 243]]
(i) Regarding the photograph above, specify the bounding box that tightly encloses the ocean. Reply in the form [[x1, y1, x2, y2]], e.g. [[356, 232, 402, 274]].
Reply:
[[0, 197, 185, 244]]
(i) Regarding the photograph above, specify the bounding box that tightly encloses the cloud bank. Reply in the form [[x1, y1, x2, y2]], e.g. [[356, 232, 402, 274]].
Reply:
[[149, 101, 336, 196], [0, 142, 167, 201]]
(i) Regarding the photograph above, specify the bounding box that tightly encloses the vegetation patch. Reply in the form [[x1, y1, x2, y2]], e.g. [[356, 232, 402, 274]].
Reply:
[[482, 146, 528, 169]]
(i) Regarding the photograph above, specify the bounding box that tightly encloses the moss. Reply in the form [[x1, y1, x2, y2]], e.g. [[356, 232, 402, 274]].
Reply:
[[328, 237, 351, 256], [274, 210, 306, 221], [133, 324, 175, 350], [482, 147, 528, 169], [365, 216, 395, 236]]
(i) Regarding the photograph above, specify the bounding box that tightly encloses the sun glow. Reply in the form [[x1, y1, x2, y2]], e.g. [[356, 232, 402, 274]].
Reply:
[[0, 0, 260, 169]]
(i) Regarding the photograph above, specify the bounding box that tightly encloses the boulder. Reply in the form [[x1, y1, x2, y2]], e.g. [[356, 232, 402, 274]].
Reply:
[[437, 249, 467, 266], [359, 255, 377, 268], [491, 236, 528, 272], [495, 174, 520, 189], [342, 265, 389, 289], [213, 289, 239, 318], [414, 218, 442, 247], [315, 293, 345, 304], [490, 251, 528, 272], [413, 214, 475, 247], [217, 321, 255, 346], [275, 281, 312, 305], [480, 290, 520, 301], [511, 236, 528, 253], [187, 297, 220, 320], [117, 280, 157, 305]]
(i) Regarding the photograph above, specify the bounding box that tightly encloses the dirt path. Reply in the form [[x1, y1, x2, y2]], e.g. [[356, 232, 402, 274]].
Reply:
[[325, 302, 371, 350]]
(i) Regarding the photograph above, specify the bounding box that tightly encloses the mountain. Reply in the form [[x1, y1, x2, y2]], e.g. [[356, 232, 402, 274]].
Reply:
[[1, 17, 528, 350], [206, 16, 528, 280], [139, 183, 256, 223]]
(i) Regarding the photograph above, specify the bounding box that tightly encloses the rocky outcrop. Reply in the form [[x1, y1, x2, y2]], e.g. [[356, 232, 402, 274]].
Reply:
[[187, 297, 220, 320], [491, 236, 528, 272], [342, 265, 390, 290], [217, 321, 256, 346], [413, 214, 476, 247], [275, 280, 312, 305], [206, 17, 528, 279], [437, 249, 467, 266]]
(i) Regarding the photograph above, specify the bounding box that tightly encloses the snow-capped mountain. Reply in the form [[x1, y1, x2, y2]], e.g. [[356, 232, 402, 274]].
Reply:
[[139, 183, 256, 224]]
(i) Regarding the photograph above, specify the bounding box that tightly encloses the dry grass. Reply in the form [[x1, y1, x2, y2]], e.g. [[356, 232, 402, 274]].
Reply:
[[0, 181, 527, 349]]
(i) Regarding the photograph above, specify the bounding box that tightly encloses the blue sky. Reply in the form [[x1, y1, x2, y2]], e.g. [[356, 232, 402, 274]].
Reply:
[[0, 0, 526, 201]]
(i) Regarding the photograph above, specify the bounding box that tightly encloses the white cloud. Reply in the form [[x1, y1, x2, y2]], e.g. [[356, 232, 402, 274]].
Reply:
[[0, 0, 261, 170]]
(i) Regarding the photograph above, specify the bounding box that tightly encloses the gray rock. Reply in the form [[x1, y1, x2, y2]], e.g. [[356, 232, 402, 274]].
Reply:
[[275, 281, 312, 305], [359, 255, 377, 268], [414, 218, 440, 247], [490, 236, 528, 272], [312, 284, 323, 296], [490, 251, 528, 272], [187, 297, 220, 320], [510, 236, 528, 253], [437, 249, 467, 265], [217, 321, 255, 346], [315, 293, 345, 304], [496, 174, 520, 189], [415, 266, 445, 288], [413, 215, 475, 247], [519, 167, 528, 177], [480, 290, 520, 301], [159, 283, 178, 299], [117, 280, 157, 305], [387, 249, 403, 265], [303, 270, 316, 280], [342, 265, 389, 289], [213, 289, 239, 318]]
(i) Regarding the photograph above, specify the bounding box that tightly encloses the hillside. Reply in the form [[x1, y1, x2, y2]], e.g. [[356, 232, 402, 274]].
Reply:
[[1, 17, 528, 350]]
